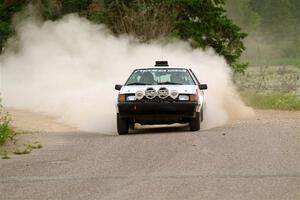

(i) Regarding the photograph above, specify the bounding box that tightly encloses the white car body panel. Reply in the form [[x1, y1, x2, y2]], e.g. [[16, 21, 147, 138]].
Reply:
[[120, 85, 197, 95]]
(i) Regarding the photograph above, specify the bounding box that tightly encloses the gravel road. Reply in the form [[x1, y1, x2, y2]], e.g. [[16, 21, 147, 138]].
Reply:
[[0, 109, 299, 200]]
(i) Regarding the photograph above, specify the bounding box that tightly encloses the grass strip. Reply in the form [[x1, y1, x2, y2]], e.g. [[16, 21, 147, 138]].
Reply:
[[240, 92, 300, 111]]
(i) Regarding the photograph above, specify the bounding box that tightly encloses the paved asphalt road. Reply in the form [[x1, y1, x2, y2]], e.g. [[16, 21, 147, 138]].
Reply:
[[0, 110, 299, 200]]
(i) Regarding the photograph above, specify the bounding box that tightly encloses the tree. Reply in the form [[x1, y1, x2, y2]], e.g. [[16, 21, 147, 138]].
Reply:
[[173, 0, 247, 72], [248, 0, 296, 40], [0, 0, 248, 71], [98, 0, 247, 72], [0, 0, 28, 53], [225, 0, 261, 33], [98, 0, 177, 41]]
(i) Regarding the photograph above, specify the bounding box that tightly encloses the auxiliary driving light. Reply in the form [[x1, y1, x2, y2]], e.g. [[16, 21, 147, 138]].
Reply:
[[170, 90, 179, 99], [135, 90, 144, 100]]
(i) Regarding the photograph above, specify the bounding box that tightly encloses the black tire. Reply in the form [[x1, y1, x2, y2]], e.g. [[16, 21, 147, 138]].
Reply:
[[117, 114, 129, 135], [189, 112, 201, 131], [200, 108, 204, 122]]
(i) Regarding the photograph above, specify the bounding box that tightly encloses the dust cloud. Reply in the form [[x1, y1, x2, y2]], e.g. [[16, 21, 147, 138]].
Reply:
[[0, 14, 253, 133]]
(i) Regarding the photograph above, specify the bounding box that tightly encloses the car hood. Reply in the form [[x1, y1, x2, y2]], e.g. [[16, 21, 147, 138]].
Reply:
[[120, 85, 197, 94]]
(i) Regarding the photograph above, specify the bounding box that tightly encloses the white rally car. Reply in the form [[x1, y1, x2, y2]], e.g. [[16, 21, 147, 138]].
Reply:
[[115, 61, 207, 135]]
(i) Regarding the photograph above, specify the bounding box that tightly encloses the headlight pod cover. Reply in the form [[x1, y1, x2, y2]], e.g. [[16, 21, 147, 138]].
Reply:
[[125, 89, 181, 100], [178, 95, 189, 101], [135, 90, 144, 100], [157, 87, 169, 99], [170, 90, 179, 99], [145, 87, 157, 99]]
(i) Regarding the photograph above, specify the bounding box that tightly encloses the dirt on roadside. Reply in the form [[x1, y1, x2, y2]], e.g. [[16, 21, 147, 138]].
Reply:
[[0, 108, 78, 157], [8, 108, 78, 133]]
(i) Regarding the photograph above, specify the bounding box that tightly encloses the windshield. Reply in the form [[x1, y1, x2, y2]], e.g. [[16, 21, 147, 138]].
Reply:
[[125, 68, 195, 85]]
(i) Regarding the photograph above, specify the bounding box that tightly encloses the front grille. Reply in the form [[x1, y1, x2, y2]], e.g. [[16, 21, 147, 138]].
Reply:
[[137, 96, 178, 103]]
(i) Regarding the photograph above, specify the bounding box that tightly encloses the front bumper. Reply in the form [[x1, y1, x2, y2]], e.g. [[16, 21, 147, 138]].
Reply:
[[117, 101, 199, 124]]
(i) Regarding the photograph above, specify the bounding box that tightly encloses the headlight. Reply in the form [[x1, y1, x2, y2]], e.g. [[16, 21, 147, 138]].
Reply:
[[178, 95, 189, 101], [126, 95, 136, 101]]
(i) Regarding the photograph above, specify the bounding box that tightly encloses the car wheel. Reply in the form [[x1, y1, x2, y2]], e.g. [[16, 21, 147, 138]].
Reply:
[[189, 112, 201, 131], [117, 114, 129, 135]]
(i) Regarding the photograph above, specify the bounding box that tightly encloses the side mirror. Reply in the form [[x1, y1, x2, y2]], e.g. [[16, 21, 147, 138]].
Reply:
[[115, 84, 123, 91], [198, 84, 208, 90]]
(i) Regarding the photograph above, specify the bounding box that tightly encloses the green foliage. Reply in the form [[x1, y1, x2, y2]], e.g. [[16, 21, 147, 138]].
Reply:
[[37, 0, 61, 20], [62, 0, 91, 13], [226, 0, 300, 66], [173, 0, 247, 71], [0, 0, 28, 53], [0, 98, 12, 145], [225, 0, 260, 33], [0, 123, 11, 145], [259, 58, 300, 68], [241, 92, 300, 111], [98, 0, 247, 72], [227, 0, 300, 39], [99, 0, 177, 41], [248, 0, 298, 40]]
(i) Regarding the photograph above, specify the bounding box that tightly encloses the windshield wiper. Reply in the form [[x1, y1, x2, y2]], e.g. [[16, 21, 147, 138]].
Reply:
[[127, 82, 152, 85], [158, 82, 183, 85]]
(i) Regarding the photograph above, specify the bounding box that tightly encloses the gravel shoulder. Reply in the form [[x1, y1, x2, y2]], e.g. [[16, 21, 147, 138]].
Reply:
[[0, 109, 299, 200]]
